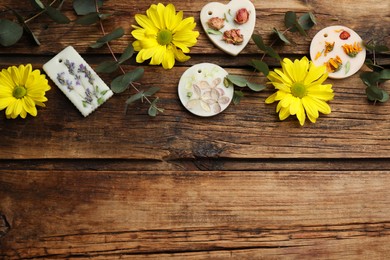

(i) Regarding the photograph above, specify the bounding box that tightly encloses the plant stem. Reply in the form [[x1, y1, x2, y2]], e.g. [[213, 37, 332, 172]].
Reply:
[[25, 0, 57, 23], [94, 0, 155, 108]]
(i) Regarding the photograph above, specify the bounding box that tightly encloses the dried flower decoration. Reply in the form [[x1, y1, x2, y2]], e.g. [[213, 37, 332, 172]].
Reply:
[[339, 30, 351, 40], [131, 3, 199, 70], [235, 8, 250, 24], [342, 42, 363, 57], [265, 57, 334, 126], [207, 17, 225, 30], [0, 64, 50, 119], [223, 29, 244, 45], [325, 56, 343, 73]]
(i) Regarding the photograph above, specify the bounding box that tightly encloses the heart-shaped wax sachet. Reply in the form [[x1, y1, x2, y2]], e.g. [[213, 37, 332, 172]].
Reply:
[[200, 0, 256, 56]]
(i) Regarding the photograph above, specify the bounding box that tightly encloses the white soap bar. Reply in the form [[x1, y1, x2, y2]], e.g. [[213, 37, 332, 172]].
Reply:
[[178, 63, 234, 117], [43, 46, 113, 117]]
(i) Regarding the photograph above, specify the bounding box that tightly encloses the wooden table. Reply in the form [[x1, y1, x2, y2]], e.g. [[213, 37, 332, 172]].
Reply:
[[1, 0, 390, 258]]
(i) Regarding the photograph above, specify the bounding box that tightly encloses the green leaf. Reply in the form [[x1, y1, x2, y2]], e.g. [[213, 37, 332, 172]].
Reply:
[[264, 45, 281, 61], [360, 71, 381, 87], [6, 7, 40, 45], [379, 69, 390, 80], [73, 0, 103, 15], [247, 82, 266, 92], [75, 12, 100, 25], [125, 91, 144, 105], [30, 0, 45, 10], [298, 13, 316, 31], [284, 11, 297, 31], [364, 59, 384, 72], [233, 90, 244, 105], [0, 19, 23, 47], [273, 27, 291, 44], [118, 44, 134, 64], [95, 61, 119, 73], [364, 43, 389, 53], [110, 68, 144, 93], [252, 34, 267, 51], [148, 98, 162, 117], [143, 86, 160, 96], [45, 6, 70, 24], [206, 28, 222, 35], [225, 74, 248, 87], [90, 27, 124, 48], [366, 86, 389, 102], [250, 60, 269, 76], [345, 61, 350, 75]]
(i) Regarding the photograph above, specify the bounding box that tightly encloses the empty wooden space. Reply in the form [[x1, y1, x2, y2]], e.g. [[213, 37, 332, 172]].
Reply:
[[1, 0, 389, 259]]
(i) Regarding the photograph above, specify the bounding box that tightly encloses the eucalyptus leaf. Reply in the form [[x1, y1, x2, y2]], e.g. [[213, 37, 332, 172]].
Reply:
[[252, 34, 267, 51], [273, 27, 291, 44], [30, 0, 45, 10], [126, 91, 144, 105], [298, 13, 316, 31], [366, 86, 388, 102], [225, 74, 248, 87], [360, 71, 381, 87], [143, 86, 160, 96], [45, 6, 70, 24], [118, 44, 134, 64], [233, 90, 244, 105], [148, 98, 162, 117], [0, 19, 23, 47], [365, 59, 384, 72], [250, 59, 269, 76], [284, 11, 297, 31], [365, 43, 389, 53], [264, 45, 281, 61], [95, 61, 119, 73], [379, 69, 390, 80], [247, 82, 266, 92], [111, 68, 144, 93], [90, 27, 124, 48], [73, 0, 103, 15], [75, 12, 100, 25]]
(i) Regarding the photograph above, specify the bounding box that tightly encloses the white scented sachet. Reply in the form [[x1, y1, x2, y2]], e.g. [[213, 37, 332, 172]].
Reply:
[[43, 46, 113, 117]]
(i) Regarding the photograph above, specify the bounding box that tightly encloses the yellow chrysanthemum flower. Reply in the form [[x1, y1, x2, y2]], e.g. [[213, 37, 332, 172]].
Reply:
[[131, 3, 199, 70], [0, 64, 50, 119], [265, 57, 334, 126]]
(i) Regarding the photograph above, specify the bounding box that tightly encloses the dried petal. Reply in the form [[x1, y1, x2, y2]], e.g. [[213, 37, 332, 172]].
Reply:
[[223, 29, 244, 45], [234, 8, 250, 24], [207, 17, 225, 30], [200, 100, 211, 112], [199, 80, 211, 89], [218, 96, 230, 105], [202, 91, 211, 100], [211, 88, 220, 100], [339, 30, 351, 40], [213, 103, 222, 114], [216, 87, 225, 96], [212, 77, 222, 87], [193, 84, 201, 97], [186, 99, 199, 109]]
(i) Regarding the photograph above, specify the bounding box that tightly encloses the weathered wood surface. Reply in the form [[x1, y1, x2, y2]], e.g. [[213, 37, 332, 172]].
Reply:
[[1, 0, 390, 259]]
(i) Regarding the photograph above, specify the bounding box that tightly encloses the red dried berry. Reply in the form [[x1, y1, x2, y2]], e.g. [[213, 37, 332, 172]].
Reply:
[[339, 31, 351, 40]]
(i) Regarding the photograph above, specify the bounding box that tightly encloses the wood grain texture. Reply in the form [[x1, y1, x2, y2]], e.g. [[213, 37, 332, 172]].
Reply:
[[1, 170, 390, 259], [1, 0, 390, 259]]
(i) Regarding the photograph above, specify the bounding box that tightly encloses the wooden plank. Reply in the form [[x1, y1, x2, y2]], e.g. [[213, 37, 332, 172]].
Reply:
[[1, 170, 390, 259], [0, 0, 388, 55], [0, 65, 390, 160]]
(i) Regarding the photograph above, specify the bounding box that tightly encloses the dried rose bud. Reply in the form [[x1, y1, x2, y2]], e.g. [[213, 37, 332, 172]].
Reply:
[[207, 17, 225, 30], [235, 8, 250, 24], [223, 29, 244, 45], [339, 30, 351, 40]]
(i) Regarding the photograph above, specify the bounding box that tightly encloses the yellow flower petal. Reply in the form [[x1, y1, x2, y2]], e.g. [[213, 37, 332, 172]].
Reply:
[[0, 64, 50, 119], [131, 3, 198, 69], [265, 57, 333, 125]]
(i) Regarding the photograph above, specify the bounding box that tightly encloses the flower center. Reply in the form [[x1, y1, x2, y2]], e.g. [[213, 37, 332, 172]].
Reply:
[[157, 29, 173, 45], [291, 82, 306, 98], [13, 86, 27, 99]]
